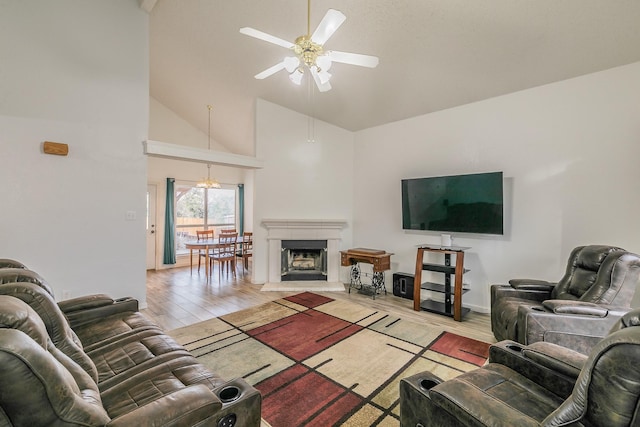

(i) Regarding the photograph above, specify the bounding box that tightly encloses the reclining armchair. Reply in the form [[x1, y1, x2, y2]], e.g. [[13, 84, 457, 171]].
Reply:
[[491, 245, 640, 354], [400, 309, 640, 426], [0, 262, 262, 426]]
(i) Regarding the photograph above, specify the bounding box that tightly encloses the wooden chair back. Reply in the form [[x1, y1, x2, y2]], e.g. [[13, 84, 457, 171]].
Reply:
[[237, 232, 253, 273], [195, 229, 214, 273], [242, 232, 253, 254], [218, 229, 236, 237], [196, 230, 214, 241], [211, 233, 238, 278], [215, 233, 237, 260]]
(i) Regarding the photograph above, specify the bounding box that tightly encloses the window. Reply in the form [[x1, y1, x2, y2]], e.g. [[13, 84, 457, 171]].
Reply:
[[175, 183, 236, 255]]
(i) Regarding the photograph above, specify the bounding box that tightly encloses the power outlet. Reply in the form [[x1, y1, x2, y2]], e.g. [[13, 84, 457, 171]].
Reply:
[[62, 290, 71, 300], [125, 210, 137, 221]]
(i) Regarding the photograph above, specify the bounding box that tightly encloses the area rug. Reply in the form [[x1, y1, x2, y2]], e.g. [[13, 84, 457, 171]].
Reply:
[[168, 292, 490, 426]]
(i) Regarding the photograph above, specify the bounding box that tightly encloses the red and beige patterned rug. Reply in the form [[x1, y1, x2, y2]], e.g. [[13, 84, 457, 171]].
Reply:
[[168, 292, 490, 426]]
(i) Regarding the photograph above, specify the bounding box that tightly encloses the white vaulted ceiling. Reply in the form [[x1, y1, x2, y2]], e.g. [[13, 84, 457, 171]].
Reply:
[[149, 0, 640, 156]]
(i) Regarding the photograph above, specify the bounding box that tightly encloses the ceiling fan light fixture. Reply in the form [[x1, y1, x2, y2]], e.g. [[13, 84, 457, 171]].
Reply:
[[289, 69, 304, 85], [316, 68, 331, 85], [240, 0, 378, 92], [283, 56, 300, 73], [310, 67, 331, 92], [316, 55, 332, 72]]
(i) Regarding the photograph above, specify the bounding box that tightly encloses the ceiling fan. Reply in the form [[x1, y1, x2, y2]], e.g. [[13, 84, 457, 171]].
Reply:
[[239, 0, 379, 92]]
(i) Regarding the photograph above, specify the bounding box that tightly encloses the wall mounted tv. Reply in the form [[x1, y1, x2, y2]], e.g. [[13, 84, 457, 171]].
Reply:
[[401, 171, 504, 235]]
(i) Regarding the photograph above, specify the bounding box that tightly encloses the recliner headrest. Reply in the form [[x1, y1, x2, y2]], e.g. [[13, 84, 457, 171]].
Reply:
[[0, 259, 27, 269], [0, 295, 48, 348], [0, 269, 54, 297], [0, 282, 99, 382], [575, 245, 624, 271]]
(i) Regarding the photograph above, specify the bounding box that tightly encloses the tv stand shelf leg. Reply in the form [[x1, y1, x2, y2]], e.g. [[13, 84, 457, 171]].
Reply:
[[413, 248, 424, 311]]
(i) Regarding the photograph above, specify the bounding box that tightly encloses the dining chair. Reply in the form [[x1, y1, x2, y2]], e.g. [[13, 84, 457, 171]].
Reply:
[[213, 229, 236, 256], [210, 233, 237, 279], [196, 229, 214, 273], [236, 232, 253, 274]]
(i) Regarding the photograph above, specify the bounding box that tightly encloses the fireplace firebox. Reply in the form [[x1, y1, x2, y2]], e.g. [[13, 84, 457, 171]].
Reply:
[[281, 240, 327, 281]]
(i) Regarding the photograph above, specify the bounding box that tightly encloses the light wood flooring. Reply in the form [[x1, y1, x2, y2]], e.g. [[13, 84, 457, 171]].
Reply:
[[142, 263, 496, 344]]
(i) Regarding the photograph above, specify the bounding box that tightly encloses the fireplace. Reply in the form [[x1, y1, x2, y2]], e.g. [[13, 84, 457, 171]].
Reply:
[[281, 240, 327, 281], [261, 219, 347, 288]]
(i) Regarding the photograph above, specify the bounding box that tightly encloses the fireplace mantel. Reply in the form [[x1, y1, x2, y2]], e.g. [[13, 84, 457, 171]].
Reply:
[[261, 219, 347, 286], [262, 219, 347, 236]]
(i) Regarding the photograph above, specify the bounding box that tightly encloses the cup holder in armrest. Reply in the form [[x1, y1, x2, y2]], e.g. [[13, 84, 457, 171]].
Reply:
[[419, 378, 440, 391], [219, 386, 241, 403], [506, 343, 524, 352]]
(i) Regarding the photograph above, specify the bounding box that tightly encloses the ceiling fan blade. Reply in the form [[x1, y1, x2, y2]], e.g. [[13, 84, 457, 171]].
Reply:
[[254, 61, 286, 79], [240, 27, 295, 49], [311, 67, 332, 92], [328, 50, 379, 68], [311, 9, 346, 45]]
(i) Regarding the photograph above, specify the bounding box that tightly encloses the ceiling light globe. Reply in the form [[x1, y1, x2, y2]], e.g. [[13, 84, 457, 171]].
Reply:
[[317, 69, 332, 85], [283, 56, 300, 73], [289, 70, 304, 85], [316, 55, 332, 72]]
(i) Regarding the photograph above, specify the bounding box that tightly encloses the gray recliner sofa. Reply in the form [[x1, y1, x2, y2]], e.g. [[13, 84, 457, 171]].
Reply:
[[490, 245, 640, 354], [400, 309, 640, 426], [0, 261, 261, 426]]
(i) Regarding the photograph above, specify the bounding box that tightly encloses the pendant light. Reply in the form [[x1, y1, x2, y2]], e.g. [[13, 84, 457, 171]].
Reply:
[[196, 104, 221, 189]]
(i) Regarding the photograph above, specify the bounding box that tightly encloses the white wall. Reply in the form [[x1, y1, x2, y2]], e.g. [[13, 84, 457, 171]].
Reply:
[[252, 99, 355, 284], [149, 97, 231, 151], [354, 62, 640, 312], [0, 1, 149, 304], [147, 97, 246, 268]]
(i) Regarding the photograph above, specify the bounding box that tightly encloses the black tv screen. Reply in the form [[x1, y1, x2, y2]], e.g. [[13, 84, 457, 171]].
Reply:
[[401, 171, 504, 235]]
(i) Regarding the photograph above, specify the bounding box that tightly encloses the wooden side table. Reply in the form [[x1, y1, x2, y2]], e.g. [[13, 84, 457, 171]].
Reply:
[[340, 248, 393, 299]]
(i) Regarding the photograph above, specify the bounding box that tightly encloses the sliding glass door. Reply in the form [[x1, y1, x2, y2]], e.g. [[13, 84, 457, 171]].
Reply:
[[174, 183, 236, 255]]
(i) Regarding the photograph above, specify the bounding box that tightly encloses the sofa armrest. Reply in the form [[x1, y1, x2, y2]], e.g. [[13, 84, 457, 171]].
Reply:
[[517, 304, 629, 354], [541, 300, 608, 317], [428, 368, 543, 427], [489, 341, 577, 399], [108, 385, 222, 427], [63, 296, 139, 329], [509, 279, 556, 292], [491, 284, 551, 304], [521, 341, 586, 378], [58, 294, 121, 313]]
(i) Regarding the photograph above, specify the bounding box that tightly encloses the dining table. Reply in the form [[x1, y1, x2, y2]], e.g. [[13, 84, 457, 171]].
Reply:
[[185, 236, 247, 279]]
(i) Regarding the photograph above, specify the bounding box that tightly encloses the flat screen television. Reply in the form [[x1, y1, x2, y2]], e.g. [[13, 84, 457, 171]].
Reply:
[[401, 171, 504, 235]]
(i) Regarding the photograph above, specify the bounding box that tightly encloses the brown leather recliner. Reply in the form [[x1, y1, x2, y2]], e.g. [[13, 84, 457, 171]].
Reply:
[[400, 309, 640, 426], [0, 264, 262, 426], [491, 245, 640, 354]]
